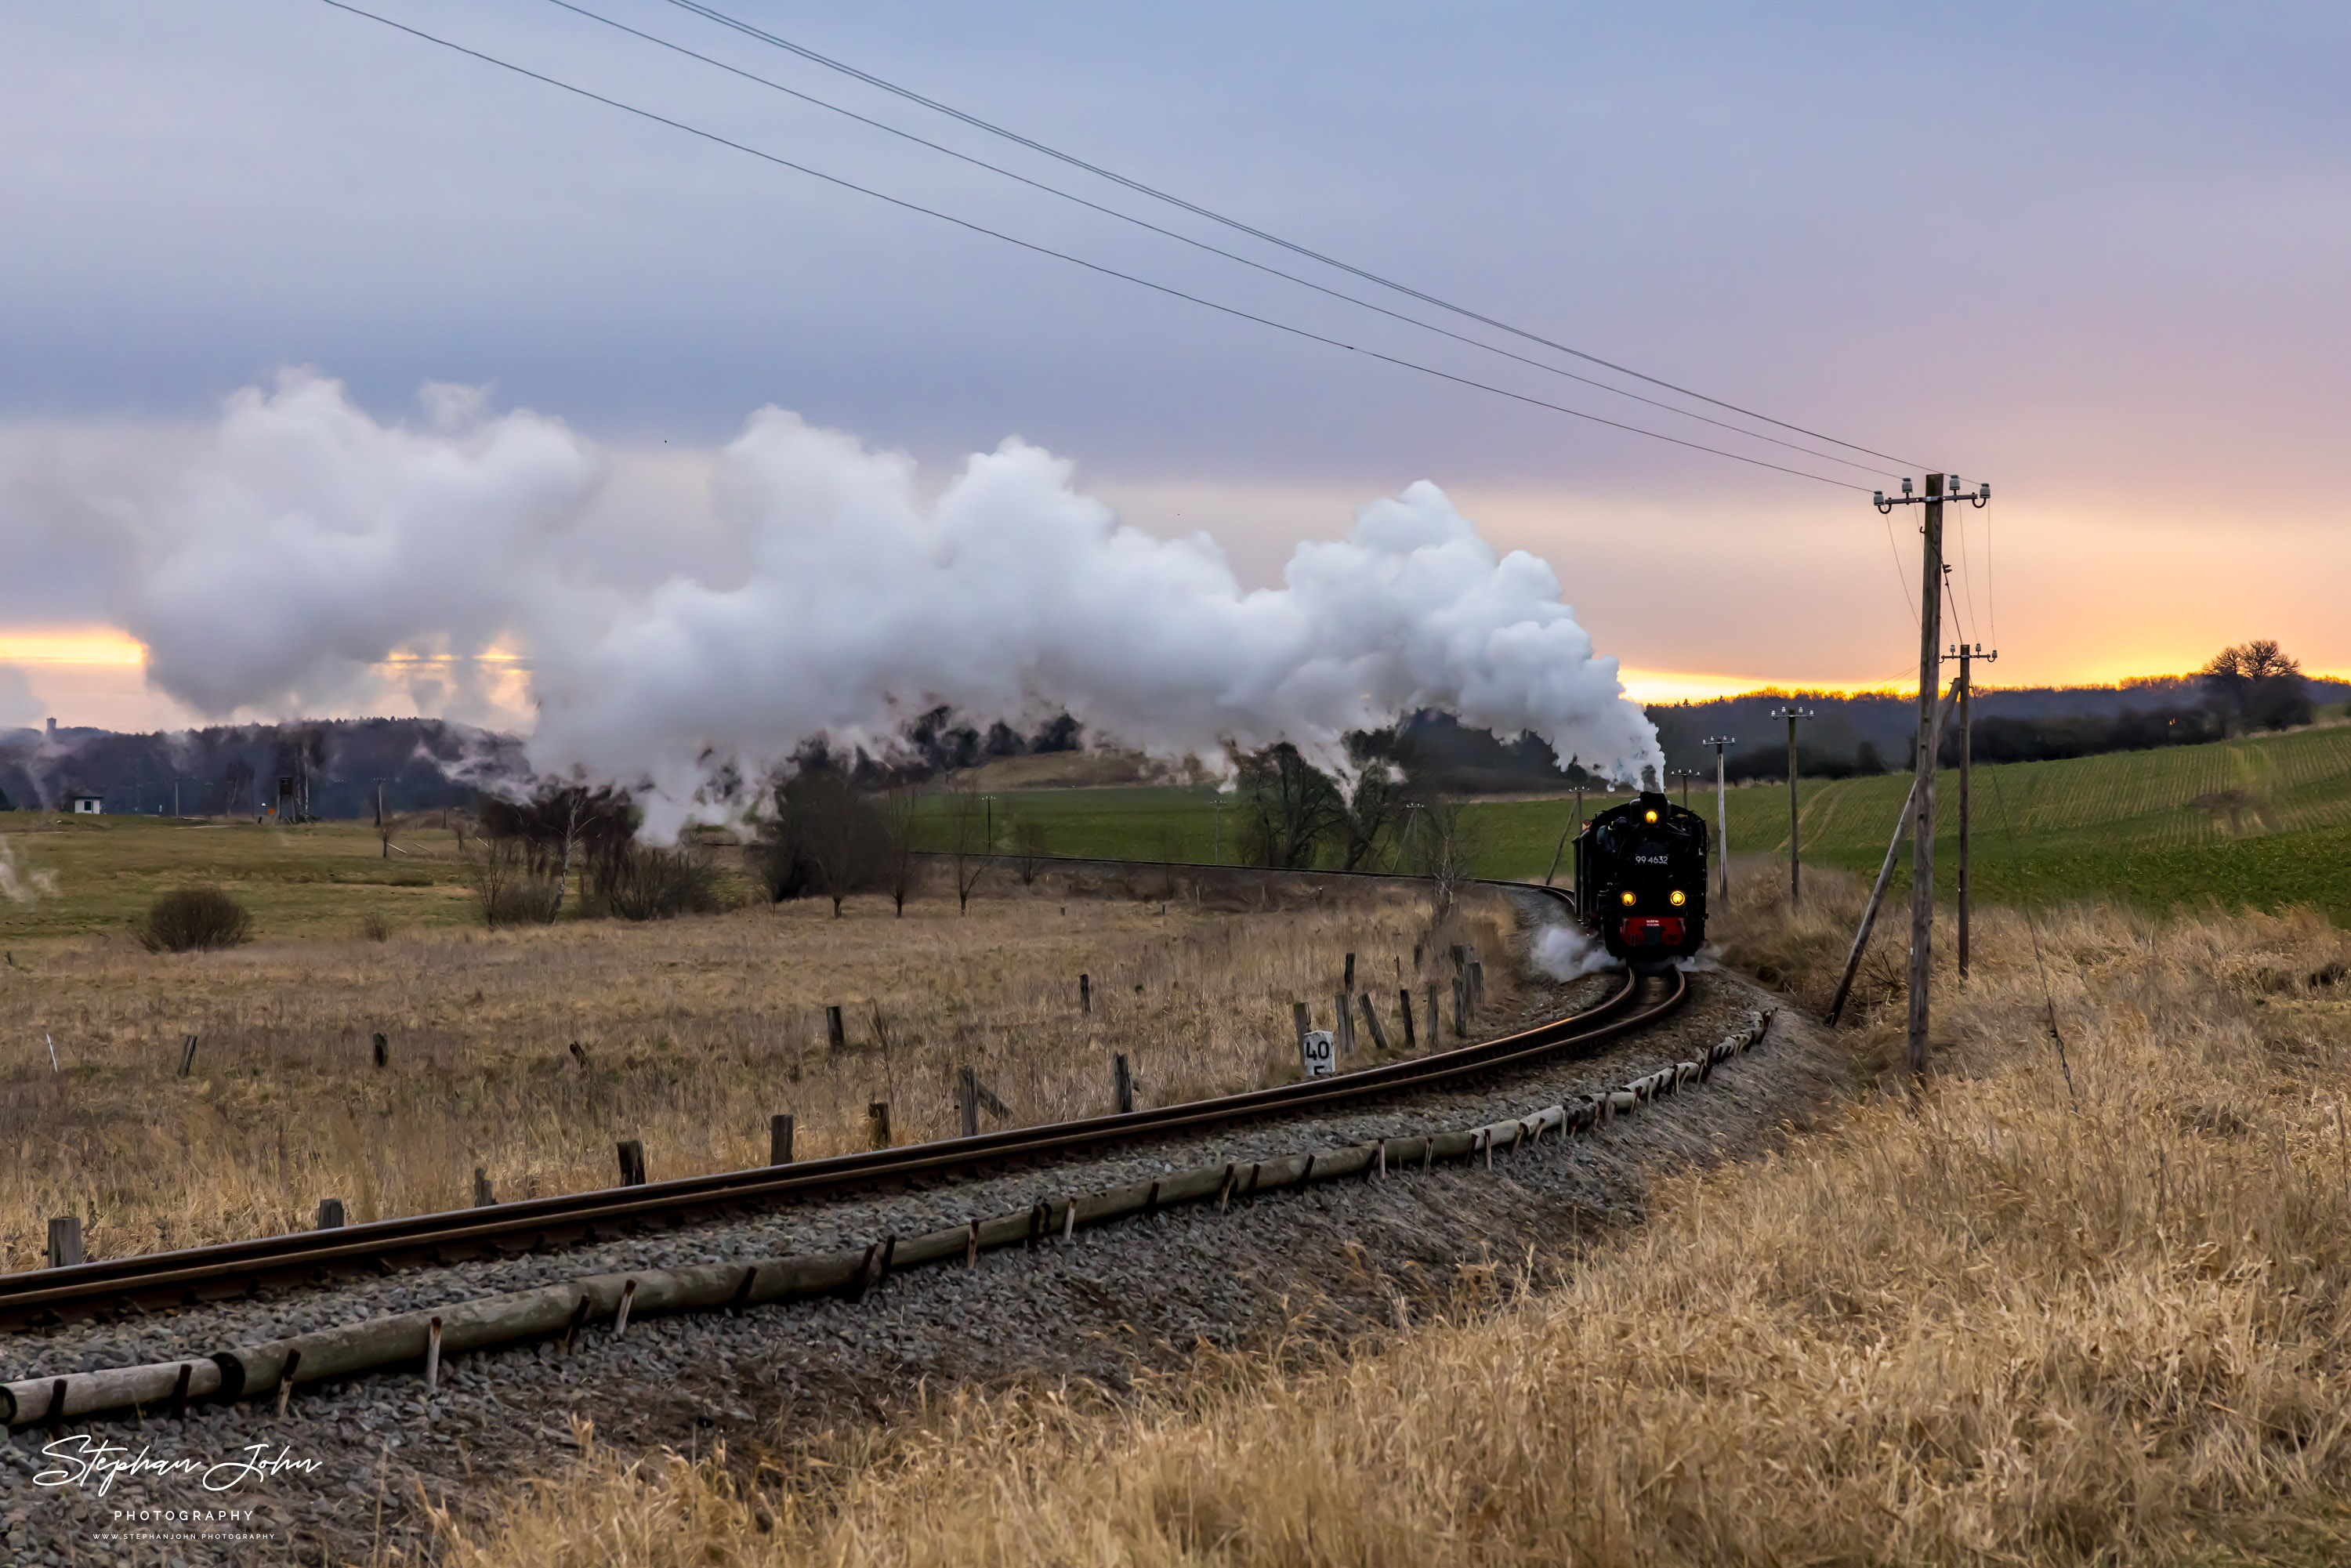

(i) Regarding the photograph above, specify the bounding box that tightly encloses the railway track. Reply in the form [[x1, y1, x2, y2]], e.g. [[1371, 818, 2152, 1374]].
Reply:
[[0, 881, 1686, 1333]]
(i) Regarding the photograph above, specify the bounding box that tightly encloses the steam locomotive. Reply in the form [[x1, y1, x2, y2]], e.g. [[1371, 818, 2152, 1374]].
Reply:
[[1571, 789, 1708, 970]]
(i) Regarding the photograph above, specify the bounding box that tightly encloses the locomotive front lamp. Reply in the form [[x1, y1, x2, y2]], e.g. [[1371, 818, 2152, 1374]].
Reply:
[[1643, 809, 1658, 823], [1669, 889, 1686, 907], [1620, 890, 1637, 907]]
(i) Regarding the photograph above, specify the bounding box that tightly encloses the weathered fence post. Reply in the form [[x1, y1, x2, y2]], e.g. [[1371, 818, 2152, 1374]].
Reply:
[[1425, 983, 1440, 1045], [1079, 974, 1091, 1014], [179, 1034, 199, 1077], [770, 1114, 795, 1164], [616, 1139, 647, 1186], [1335, 990, 1355, 1056], [1452, 976, 1468, 1037], [1469, 960, 1485, 1015], [826, 1006, 846, 1049], [1114, 1052, 1134, 1114], [1292, 1001, 1311, 1056], [316, 1199, 346, 1230], [1343, 952, 1356, 991], [472, 1168, 494, 1207], [867, 1102, 892, 1149], [45, 1216, 82, 1269], [958, 1066, 980, 1138], [371, 1032, 389, 1069], [1357, 992, 1391, 1052], [1399, 987, 1417, 1049]]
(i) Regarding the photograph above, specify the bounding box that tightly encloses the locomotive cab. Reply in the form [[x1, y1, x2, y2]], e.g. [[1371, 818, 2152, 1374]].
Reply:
[[1573, 789, 1708, 971]]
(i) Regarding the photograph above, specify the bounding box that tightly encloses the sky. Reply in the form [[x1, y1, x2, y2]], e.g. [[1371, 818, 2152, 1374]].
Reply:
[[2, 0, 2346, 734]]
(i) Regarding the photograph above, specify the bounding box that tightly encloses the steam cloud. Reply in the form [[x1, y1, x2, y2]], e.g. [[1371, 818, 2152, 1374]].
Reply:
[[103, 373, 1660, 835]]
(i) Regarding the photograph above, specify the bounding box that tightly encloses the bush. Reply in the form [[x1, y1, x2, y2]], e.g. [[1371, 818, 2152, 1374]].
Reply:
[[359, 910, 393, 942], [466, 837, 561, 927], [140, 886, 253, 953], [596, 845, 725, 922]]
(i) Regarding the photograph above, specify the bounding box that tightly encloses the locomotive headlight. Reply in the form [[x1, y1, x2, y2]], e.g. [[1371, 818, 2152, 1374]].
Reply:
[[1620, 890, 1637, 907], [1669, 889, 1687, 907], [1643, 809, 1658, 823]]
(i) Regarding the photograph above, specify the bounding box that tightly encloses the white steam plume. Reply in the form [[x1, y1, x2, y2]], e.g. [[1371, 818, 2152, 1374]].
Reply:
[[100, 374, 1660, 835]]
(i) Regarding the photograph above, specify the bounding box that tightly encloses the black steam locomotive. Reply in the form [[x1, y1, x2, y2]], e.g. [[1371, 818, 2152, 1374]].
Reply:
[[1572, 789, 1708, 969]]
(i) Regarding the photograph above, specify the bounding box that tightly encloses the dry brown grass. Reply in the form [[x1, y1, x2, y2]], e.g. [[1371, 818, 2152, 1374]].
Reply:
[[0, 872, 1516, 1267], [437, 880, 2351, 1566]]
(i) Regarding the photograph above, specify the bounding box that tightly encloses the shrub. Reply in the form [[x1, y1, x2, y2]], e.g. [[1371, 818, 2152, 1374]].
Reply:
[[466, 837, 560, 928], [139, 886, 253, 953], [597, 845, 725, 922], [359, 910, 393, 942]]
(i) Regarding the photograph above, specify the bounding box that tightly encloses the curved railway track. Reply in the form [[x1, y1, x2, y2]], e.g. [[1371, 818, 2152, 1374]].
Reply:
[[0, 880, 1685, 1333]]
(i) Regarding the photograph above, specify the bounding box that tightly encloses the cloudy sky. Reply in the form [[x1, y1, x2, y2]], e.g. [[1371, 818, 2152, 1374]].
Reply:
[[3, 0, 2346, 733]]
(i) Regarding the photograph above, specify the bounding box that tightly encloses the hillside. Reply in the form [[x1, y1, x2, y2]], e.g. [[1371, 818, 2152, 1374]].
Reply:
[[914, 722, 2351, 924]]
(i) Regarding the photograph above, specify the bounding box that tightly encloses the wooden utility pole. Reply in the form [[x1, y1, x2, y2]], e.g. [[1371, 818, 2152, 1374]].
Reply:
[[1701, 737, 1737, 906], [1541, 784, 1585, 887], [1824, 681, 1958, 1026], [1870, 473, 1991, 1073], [1906, 476, 1944, 1077], [1954, 639, 1997, 980], [1769, 707, 1814, 906]]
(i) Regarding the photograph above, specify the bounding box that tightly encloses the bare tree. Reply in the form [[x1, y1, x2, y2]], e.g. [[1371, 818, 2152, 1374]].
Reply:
[[2201, 639, 2313, 733], [944, 777, 991, 913], [1411, 795, 1483, 915], [781, 770, 887, 918], [881, 788, 922, 915], [1237, 743, 1345, 868], [1338, 762, 1406, 871], [1011, 816, 1050, 886]]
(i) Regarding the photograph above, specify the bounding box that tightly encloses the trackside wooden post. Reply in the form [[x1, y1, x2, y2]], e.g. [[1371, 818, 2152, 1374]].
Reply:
[[1113, 1053, 1134, 1114], [46, 1217, 82, 1269], [371, 1032, 389, 1069], [1399, 987, 1416, 1048], [617, 1140, 647, 1186], [771, 1114, 795, 1164], [316, 1199, 346, 1229], [473, 1168, 494, 1207], [866, 1103, 891, 1149], [1357, 993, 1390, 1052], [826, 1006, 846, 1048]]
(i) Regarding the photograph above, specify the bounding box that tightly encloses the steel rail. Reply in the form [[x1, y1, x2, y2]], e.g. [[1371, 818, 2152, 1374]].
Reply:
[[0, 880, 1685, 1328]]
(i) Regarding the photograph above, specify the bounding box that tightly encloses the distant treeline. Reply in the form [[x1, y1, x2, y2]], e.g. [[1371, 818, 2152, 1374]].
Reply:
[[0, 718, 521, 817], [1648, 644, 2342, 786]]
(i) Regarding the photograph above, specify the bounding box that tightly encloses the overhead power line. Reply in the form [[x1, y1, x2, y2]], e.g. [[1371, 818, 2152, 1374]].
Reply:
[[664, 0, 1929, 474], [315, 0, 1875, 491], [542, 0, 1901, 481]]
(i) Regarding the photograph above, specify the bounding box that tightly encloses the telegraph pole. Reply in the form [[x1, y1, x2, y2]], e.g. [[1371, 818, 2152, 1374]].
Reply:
[[1873, 474, 1990, 1074], [1951, 639, 1997, 979], [1701, 737, 1737, 906], [1768, 705, 1814, 906], [1541, 784, 1584, 886]]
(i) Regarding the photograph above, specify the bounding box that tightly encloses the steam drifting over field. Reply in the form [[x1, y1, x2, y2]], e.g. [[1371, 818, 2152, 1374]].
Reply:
[[96, 373, 1658, 833]]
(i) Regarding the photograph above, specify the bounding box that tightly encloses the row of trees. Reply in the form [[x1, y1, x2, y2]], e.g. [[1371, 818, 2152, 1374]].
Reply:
[[469, 785, 724, 925], [470, 733, 1490, 925]]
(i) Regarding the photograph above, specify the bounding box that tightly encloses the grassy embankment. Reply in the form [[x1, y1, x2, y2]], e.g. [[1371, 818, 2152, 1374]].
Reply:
[[440, 876, 2351, 1566], [918, 721, 2351, 923], [0, 817, 1513, 1265]]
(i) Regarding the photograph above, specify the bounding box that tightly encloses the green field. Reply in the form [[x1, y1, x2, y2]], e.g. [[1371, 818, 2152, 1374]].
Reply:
[[920, 723, 2351, 924], [0, 813, 480, 943], [6, 720, 2344, 946]]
